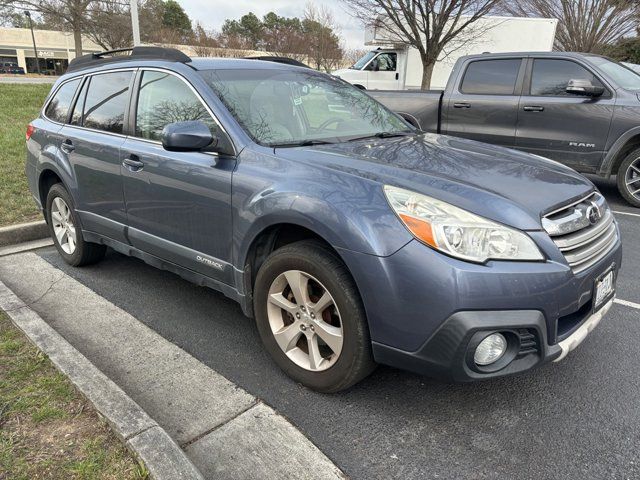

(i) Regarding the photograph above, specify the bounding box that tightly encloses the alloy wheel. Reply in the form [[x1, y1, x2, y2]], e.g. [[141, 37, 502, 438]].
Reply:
[[266, 270, 344, 372], [51, 197, 77, 254], [625, 157, 640, 201]]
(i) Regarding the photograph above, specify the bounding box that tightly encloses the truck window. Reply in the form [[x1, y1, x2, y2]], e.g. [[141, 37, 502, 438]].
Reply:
[[366, 53, 397, 72], [530, 59, 604, 96], [44, 78, 81, 123], [82, 71, 133, 134], [135, 71, 216, 141], [460, 59, 521, 95]]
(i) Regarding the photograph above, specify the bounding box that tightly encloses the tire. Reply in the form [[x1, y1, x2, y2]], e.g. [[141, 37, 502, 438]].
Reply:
[[616, 148, 640, 207], [45, 183, 106, 267], [253, 240, 376, 392]]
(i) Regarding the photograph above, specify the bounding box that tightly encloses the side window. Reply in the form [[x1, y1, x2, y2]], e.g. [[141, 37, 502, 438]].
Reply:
[[530, 59, 605, 96], [70, 78, 89, 126], [83, 71, 133, 134], [460, 59, 522, 95], [44, 78, 80, 123], [135, 70, 217, 141], [366, 53, 397, 72]]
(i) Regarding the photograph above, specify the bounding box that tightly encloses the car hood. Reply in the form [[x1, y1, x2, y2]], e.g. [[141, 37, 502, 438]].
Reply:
[[275, 133, 595, 230]]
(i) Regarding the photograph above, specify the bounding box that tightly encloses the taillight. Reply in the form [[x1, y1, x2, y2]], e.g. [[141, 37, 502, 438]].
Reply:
[[26, 124, 35, 141]]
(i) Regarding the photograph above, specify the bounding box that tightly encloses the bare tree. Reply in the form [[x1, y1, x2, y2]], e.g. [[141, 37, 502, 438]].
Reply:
[[0, 0, 94, 55], [341, 0, 503, 88], [304, 2, 344, 72], [504, 0, 639, 52]]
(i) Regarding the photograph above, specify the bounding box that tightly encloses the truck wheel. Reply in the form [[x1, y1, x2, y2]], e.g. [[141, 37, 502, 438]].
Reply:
[[617, 149, 640, 207], [46, 183, 106, 266], [253, 240, 376, 393]]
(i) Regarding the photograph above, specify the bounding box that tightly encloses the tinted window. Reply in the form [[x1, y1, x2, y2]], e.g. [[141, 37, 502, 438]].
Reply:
[[530, 59, 604, 96], [83, 71, 132, 133], [460, 59, 521, 95], [44, 79, 80, 123], [135, 71, 216, 141], [70, 78, 88, 126]]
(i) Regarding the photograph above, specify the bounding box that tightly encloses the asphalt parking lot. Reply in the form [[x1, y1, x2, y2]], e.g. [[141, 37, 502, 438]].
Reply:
[[36, 175, 639, 480]]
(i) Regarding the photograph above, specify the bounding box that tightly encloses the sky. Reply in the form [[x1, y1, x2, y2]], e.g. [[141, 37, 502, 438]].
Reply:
[[176, 0, 368, 50]]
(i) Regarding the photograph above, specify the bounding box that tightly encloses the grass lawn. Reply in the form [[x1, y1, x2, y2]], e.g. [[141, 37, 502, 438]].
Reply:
[[0, 83, 51, 227], [0, 311, 148, 480]]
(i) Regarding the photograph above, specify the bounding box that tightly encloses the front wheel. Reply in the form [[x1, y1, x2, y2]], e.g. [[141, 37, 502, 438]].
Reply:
[[253, 240, 376, 392], [617, 149, 640, 207]]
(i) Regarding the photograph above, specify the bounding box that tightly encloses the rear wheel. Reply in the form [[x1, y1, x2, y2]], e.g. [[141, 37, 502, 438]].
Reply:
[[253, 240, 376, 392], [46, 183, 106, 266], [617, 149, 640, 207]]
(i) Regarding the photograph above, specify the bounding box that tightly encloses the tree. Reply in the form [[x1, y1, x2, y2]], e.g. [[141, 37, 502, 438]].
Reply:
[[505, 0, 638, 53], [221, 12, 263, 49], [0, 0, 96, 55], [303, 3, 344, 72], [604, 36, 640, 64], [162, 0, 192, 40], [341, 0, 503, 88]]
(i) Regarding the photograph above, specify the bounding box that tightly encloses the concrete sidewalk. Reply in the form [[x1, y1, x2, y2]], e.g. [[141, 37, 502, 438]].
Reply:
[[0, 252, 344, 480]]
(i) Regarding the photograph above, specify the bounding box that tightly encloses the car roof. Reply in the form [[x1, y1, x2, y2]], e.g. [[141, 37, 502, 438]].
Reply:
[[462, 51, 602, 61]]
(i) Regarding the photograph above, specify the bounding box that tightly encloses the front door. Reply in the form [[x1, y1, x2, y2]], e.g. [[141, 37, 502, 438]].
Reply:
[[121, 69, 235, 284], [515, 58, 614, 172], [365, 52, 400, 90], [444, 57, 525, 148]]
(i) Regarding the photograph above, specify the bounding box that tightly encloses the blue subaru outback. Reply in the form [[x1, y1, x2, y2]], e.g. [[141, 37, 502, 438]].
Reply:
[[25, 47, 622, 392]]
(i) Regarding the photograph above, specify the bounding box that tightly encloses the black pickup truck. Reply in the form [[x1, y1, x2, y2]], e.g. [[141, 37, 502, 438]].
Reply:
[[366, 52, 640, 207]]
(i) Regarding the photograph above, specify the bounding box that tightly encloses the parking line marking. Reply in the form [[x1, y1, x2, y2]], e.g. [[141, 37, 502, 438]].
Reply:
[[612, 210, 640, 218], [614, 298, 640, 310]]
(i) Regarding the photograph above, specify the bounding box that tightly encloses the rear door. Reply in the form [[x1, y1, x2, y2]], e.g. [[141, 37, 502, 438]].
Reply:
[[365, 52, 401, 90], [444, 57, 525, 147], [515, 58, 615, 172], [120, 69, 235, 284], [58, 70, 134, 243]]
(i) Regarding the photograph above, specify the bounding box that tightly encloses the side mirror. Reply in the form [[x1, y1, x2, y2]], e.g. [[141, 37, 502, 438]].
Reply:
[[162, 120, 215, 152], [566, 79, 605, 97]]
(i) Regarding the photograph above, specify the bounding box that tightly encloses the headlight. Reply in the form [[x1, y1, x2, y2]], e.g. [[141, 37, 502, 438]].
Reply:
[[384, 185, 544, 263]]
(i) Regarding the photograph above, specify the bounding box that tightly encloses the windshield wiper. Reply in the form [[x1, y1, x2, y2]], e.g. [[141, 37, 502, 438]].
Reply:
[[270, 139, 335, 148], [347, 131, 415, 142]]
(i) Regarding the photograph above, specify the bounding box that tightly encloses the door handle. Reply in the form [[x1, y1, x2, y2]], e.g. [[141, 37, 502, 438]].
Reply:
[[60, 139, 75, 153], [453, 102, 471, 109], [122, 155, 144, 171], [395, 72, 399, 80], [523, 105, 544, 112]]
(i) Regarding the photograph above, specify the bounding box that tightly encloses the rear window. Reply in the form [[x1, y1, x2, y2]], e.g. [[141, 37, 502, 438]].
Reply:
[[44, 79, 81, 123], [82, 71, 133, 134], [460, 59, 521, 95]]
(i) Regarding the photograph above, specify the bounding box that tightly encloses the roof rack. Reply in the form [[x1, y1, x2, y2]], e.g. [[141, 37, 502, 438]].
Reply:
[[67, 46, 191, 73], [244, 56, 311, 69]]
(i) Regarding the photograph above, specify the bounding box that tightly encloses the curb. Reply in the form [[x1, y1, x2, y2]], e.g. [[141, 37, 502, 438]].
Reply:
[[0, 220, 49, 247], [0, 279, 205, 480]]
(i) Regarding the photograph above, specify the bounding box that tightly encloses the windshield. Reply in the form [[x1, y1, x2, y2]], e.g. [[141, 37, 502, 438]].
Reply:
[[350, 51, 377, 70], [587, 56, 640, 91], [199, 68, 410, 147]]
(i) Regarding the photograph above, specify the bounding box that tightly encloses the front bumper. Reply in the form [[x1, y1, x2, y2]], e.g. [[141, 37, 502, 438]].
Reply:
[[337, 232, 622, 382]]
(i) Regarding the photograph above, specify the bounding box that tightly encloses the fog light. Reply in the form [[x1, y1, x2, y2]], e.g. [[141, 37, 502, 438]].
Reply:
[[474, 333, 507, 366]]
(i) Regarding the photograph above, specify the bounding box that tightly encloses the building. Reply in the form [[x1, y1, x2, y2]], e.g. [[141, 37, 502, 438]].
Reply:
[[0, 27, 102, 75]]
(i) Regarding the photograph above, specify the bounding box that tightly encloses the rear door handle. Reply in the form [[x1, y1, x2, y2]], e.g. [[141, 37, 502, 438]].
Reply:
[[523, 105, 544, 112], [122, 155, 144, 171], [453, 102, 471, 109], [60, 139, 75, 153]]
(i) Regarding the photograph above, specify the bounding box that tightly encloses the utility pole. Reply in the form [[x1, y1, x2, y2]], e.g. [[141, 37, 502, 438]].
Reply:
[[24, 11, 41, 74], [130, 0, 141, 46]]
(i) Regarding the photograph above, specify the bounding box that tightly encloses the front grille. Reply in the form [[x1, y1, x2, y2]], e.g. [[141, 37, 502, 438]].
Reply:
[[542, 192, 618, 274]]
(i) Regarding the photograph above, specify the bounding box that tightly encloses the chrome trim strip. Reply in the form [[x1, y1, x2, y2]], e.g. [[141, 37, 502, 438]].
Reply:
[[563, 224, 617, 266], [555, 210, 614, 250]]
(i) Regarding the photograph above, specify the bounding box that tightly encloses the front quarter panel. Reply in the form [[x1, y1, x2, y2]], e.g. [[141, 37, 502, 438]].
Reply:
[[232, 147, 413, 269]]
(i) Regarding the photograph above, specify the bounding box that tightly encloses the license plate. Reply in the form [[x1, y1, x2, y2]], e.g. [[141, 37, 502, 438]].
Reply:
[[594, 269, 615, 309]]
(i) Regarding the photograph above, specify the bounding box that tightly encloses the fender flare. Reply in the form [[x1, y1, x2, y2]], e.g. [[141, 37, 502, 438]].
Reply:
[[600, 126, 640, 175]]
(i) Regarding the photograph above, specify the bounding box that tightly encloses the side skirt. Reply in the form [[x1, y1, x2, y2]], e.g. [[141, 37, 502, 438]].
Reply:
[[82, 231, 252, 317]]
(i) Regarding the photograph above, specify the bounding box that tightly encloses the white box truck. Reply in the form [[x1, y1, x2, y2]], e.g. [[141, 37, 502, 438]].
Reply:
[[334, 16, 558, 90]]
